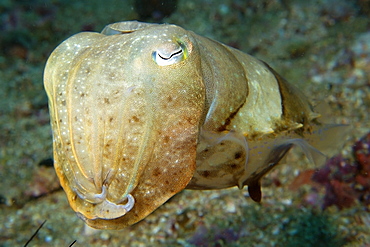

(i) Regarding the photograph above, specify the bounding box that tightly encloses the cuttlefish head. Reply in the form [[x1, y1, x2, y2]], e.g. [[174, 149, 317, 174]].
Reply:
[[44, 21, 206, 229]]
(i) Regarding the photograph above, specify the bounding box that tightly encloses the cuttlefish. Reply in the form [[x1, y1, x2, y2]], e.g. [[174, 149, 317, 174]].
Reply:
[[44, 21, 343, 229]]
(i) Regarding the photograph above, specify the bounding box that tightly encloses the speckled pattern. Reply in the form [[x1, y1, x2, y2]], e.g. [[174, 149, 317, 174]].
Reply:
[[0, 0, 369, 246]]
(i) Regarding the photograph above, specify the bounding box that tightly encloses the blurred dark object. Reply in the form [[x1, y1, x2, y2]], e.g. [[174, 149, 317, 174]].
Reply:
[[38, 158, 54, 167], [356, 0, 370, 15], [24, 220, 47, 247], [134, 0, 178, 21]]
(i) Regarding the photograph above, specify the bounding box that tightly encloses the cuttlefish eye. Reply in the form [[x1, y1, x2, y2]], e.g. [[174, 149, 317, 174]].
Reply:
[[152, 41, 187, 66]]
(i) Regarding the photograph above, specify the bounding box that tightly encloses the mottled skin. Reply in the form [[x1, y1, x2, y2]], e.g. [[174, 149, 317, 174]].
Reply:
[[44, 21, 327, 229]]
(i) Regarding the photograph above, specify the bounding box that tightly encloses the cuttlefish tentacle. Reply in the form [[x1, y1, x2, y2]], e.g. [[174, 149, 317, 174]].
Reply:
[[76, 191, 135, 220], [90, 193, 135, 220]]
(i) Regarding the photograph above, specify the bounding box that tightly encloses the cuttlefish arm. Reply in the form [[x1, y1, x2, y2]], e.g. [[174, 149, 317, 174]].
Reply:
[[44, 21, 206, 229]]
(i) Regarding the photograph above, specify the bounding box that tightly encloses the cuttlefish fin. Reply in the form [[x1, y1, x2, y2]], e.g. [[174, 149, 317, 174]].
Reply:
[[245, 134, 332, 202], [245, 142, 295, 202]]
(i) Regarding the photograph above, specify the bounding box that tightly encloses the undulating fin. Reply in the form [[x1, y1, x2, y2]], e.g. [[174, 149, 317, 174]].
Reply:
[[243, 123, 349, 201], [303, 124, 351, 158]]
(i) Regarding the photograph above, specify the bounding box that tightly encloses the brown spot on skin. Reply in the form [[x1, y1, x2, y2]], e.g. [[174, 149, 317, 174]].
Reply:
[[109, 117, 114, 122], [183, 116, 197, 125], [163, 135, 170, 143], [230, 164, 238, 169], [234, 152, 242, 159], [201, 170, 210, 178], [104, 98, 110, 104], [152, 167, 161, 177], [132, 116, 140, 122], [199, 170, 220, 178]]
